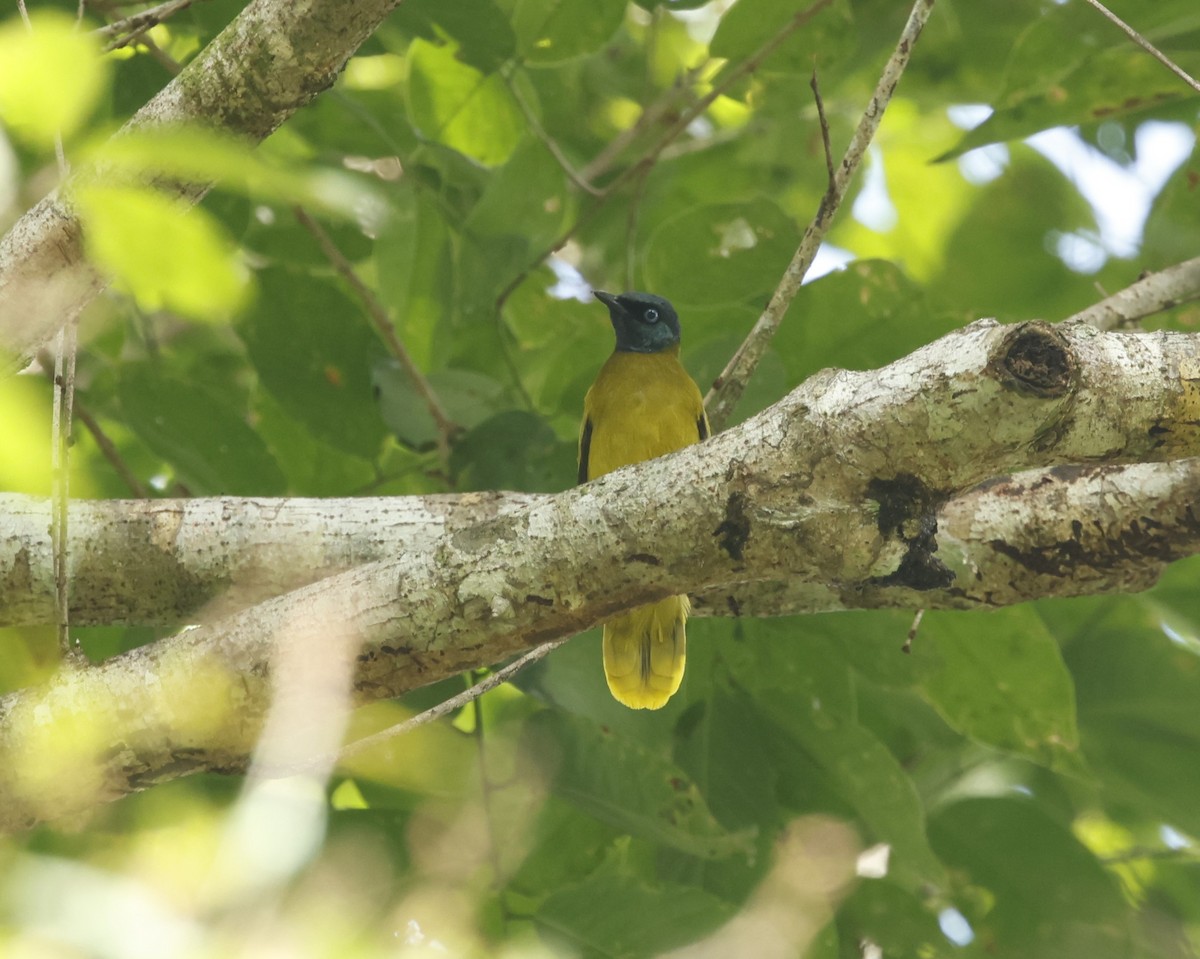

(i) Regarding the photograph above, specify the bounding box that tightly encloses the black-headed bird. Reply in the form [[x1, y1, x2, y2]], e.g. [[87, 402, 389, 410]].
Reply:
[[579, 290, 709, 709]]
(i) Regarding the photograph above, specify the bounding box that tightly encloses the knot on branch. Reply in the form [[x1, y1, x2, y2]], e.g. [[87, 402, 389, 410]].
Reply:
[[994, 322, 1073, 397], [868, 474, 953, 591]]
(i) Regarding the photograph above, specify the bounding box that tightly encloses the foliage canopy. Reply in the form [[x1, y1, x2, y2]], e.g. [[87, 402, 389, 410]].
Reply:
[[1, 0, 1199, 956]]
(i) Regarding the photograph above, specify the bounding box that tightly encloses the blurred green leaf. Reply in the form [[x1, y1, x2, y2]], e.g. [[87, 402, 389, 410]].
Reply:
[[1066, 622, 1200, 837], [523, 710, 757, 860], [0, 11, 107, 147], [536, 851, 737, 958], [931, 797, 1133, 959], [449, 410, 575, 492], [406, 38, 524, 166], [512, 0, 627, 66], [914, 608, 1080, 770], [74, 184, 251, 321], [394, 0, 516, 73], [239, 267, 388, 459], [643, 198, 797, 310], [118, 363, 285, 495], [710, 0, 854, 75]]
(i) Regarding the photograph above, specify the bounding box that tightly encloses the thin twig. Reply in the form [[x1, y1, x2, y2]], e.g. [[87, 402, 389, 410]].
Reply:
[[50, 323, 79, 657], [95, 0, 199, 51], [578, 66, 705, 184], [1081, 0, 1200, 95], [338, 639, 568, 762], [495, 0, 838, 314], [704, 0, 936, 431], [624, 164, 652, 289], [75, 402, 149, 497], [503, 66, 601, 196], [902, 608, 924, 654], [1063, 255, 1200, 331], [292, 206, 461, 460], [811, 68, 835, 185]]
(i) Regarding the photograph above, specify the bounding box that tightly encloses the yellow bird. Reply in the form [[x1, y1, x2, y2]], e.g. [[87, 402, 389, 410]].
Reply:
[[579, 291, 709, 709]]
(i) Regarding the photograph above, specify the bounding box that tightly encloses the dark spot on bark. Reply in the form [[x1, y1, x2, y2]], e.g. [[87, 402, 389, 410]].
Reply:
[[868, 474, 954, 591], [525, 594, 553, 606], [992, 508, 1200, 577], [714, 492, 751, 562], [626, 553, 661, 566], [994, 322, 1073, 397]]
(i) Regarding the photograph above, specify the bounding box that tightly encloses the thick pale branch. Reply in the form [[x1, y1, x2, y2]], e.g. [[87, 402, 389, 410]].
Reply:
[[5, 321, 1200, 628], [0, 0, 405, 372], [3, 320, 1200, 828]]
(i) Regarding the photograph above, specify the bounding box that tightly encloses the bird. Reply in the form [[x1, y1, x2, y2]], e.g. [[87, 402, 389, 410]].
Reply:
[[579, 290, 709, 709]]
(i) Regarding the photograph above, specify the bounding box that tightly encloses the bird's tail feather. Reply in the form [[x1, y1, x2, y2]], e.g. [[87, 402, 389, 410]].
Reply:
[[602, 595, 688, 710]]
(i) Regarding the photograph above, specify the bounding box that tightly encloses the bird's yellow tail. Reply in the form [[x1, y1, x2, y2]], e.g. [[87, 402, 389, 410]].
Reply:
[[602, 595, 688, 709]]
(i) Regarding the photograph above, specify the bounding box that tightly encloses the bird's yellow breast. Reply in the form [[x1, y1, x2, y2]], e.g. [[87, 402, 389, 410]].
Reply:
[[580, 348, 706, 480]]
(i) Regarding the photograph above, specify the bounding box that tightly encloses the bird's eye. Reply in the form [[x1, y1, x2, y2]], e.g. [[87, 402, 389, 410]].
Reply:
[[644, 308, 659, 323]]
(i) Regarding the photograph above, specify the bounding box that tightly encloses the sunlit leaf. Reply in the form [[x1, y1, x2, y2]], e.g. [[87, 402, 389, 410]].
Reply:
[[406, 38, 523, 166], [0, 11, 108, 147], [74, 184, 250, 321]]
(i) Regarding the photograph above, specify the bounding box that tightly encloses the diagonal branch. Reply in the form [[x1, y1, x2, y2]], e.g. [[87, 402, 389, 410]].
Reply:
[[704, 0, 936, 430], [0, 0, 409, 374]]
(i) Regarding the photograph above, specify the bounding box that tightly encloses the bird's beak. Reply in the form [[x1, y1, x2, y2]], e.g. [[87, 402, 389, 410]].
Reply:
[[593, 290, 620, 310]]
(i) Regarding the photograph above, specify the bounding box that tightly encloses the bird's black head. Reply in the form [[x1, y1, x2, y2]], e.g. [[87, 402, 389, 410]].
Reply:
[[594, 290, 681, 354]]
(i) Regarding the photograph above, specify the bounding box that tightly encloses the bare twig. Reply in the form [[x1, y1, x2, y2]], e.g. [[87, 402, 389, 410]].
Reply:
[[50, 323, 79, 657], [1064, 256, 1200, 331], [902, 608, 924, 654], [292, 206, 461, 459], [704, 0, 936, 431], [1081, 0, 1200, 95], [503, 66, 601, 196], [95, 0, 200, 51], [337, 639, 568, 762], [577, 66, 705, 184], [495, 0, 838, 313], [811, 68, 835, 185], [74, 402, 149, 498], [625, 164, 652, 289]]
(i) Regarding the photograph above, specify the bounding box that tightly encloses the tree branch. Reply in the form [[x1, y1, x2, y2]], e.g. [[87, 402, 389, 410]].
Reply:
[[0, 0, 406, 373], [704, 0, 936, 430], [3, 319, 1200, 828], [1064, 255, 1200, 330]]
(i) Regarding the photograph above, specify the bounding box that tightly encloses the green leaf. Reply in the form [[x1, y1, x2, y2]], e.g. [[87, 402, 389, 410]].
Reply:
[[0, 11, 108, 147], [710, 0, 854, 75], [83, 127, 378, 219], [914, 608, 1080, 770], [773, 260, 957, 387], [838, 879, 958, 959], [394, 0, 516, 73], [757, 688, 946, 893], [1066, 621, 1200, 837], [406, 38, 524, 166], [238, 267, 388, 459], [935, 0, 1200, 160], [374, 365, 509, 450], [536, 850, 737, 958], [642, 198, 797, 310], [512, 0, 627, 66], [374, 186, 454, 370], [522, 711, 757, 861], [930, 797, 1133, 959], [117, 363, 285, 495], [74, 185, 250, 321], [449, 410, 574, 492]]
